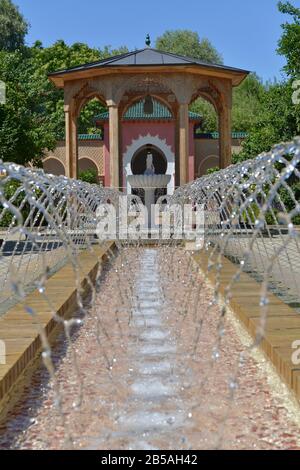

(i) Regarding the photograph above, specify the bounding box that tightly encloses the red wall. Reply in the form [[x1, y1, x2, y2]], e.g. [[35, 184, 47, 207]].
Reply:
[[103, 120, 195, 188]]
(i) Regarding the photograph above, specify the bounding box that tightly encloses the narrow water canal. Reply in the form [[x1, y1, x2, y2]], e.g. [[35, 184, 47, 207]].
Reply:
[[1, 248, 300, 450]]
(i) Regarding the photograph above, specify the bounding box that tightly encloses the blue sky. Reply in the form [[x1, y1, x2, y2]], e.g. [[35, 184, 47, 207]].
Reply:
[[14, 0, 299, 82]]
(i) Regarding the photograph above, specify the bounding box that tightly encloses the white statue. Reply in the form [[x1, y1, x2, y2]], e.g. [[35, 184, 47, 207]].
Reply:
[[144, 152, 155, 175]]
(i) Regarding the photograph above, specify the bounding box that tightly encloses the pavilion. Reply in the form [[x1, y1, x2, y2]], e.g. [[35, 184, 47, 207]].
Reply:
[[48, 43, 249, 191]]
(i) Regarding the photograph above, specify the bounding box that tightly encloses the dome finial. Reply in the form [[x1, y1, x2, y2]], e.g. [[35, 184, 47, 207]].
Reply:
[[145, 34, 151, 47]]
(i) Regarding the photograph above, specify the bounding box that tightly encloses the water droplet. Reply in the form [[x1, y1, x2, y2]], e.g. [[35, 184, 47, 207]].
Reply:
[[212, 349, 220, 361], [260, 297, 269, 307], [25, 306, 34, 316], [229, 379, 238, 391]]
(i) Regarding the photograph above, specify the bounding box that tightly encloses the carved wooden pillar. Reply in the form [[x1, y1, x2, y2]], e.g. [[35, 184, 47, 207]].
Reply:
[[219, 88, 232, 169], [64, 104, 78, 179], [108, 104, 120, 189], [179, 102, 189, 186]]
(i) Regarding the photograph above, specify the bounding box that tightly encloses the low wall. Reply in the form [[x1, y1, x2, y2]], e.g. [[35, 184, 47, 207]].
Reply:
[[194, 136, 244, 177], [43, 137, 105, 178]]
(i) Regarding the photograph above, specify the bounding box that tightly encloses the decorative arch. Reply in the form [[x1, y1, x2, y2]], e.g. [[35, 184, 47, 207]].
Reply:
[[121, 94, 174, 119], [198, 154, 219, 177], [116, 74, 179, 105], [79, 157, 99, 175], [66, 80, 107, 116], [123, 134, 175, 195], [43, 157, 66, 176]]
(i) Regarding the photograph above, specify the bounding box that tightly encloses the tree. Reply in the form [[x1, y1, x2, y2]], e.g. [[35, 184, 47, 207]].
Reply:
[[156, 30, 263, 133], [0, 0, 29, 51], [190, 73, 264, 133], [0, 49, 56, 165], [234, 1, 300, 162], [277, 1, 300, 78], [0, 40, 129, 166], [232, 73, 265, 132], [155, 30, 223, 64], [29, 40, 128, 139], [233, 80, 300, 162], [190, 99, 218, 132]]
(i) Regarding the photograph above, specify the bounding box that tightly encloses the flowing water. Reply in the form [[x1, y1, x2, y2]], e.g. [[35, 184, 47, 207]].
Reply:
[[1, 247, 300, 450], [1, 138, 300, 449]]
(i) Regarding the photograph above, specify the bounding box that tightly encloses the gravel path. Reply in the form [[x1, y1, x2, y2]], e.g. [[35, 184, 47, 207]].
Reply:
[[1, 247, 300, 450]]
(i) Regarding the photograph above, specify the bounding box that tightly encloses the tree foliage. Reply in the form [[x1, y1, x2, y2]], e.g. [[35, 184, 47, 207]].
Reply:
[[235, 1, 300, 162], [0, 0, 29, 51], [1, 0, 300, 171], [0, 49, 56, 165], [79, 168, 98, 184], [156, 30, 223, 64], [277, 1, 300, 77], [234, 80, 300, 162], [191, 73, 265, 133], [0, 39, 127, 164]]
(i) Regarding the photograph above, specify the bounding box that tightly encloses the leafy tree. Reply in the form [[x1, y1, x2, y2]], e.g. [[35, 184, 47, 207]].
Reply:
[[233, 80, 300, 162], [0, 0, 29, 52], [277, 1, 300, 78], [190, 99, 217, 132], [156, 30, 263, 133], [235, 1, 300, 162], [29, 40, 128, 139], [155, 30, 223, 64], [0, 40, 128, 165], [191, 73, 264, 133], [232, 73, 265, 132], [0, 49, 56, 165]]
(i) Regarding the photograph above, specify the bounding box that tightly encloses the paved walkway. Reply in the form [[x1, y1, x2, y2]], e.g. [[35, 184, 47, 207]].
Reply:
[[1, 247, 300, 450]]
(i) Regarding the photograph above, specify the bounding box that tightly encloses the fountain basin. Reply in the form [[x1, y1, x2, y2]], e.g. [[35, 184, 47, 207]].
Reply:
[[127, 174, 171, 230], [127, 174, 171, 189]]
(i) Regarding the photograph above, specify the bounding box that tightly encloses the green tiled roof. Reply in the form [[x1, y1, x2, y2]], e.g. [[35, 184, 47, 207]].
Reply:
[[95, 99, 202, 122], [78, 134, 103, 140], [195, 131, 248, 139]]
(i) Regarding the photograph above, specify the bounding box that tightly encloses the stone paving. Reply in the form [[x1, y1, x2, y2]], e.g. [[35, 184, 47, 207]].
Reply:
[[1, 247, 300, 450]]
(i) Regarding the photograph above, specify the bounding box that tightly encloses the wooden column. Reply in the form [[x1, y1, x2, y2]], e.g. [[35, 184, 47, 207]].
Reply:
[[64, 104, 78, 179], [108, 104, 120, 189], [174, 104, 180, 189], [179, 102, 189, 186], [219, 96, 232, 169]]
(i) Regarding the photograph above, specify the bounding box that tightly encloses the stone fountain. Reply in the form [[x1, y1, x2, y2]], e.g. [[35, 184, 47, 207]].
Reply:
[[127, 153, 171, 230]]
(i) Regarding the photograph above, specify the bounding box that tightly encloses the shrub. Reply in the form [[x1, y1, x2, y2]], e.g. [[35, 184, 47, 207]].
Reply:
[[206, 166, 220, 175], [78, 169, 98, 184]]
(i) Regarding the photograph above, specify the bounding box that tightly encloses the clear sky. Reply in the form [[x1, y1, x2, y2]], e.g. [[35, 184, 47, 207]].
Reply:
[[14, 0, 299, 82]]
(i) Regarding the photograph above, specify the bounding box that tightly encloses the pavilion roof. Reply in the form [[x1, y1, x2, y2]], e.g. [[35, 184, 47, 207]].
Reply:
[[48, 48, 250, 87]]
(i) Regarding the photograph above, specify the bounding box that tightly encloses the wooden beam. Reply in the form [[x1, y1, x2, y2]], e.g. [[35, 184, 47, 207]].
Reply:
[[49, 66, 248, 89]]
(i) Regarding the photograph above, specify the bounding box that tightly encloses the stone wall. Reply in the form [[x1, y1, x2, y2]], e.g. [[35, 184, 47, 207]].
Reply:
[[43, 138, 105, 177]]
